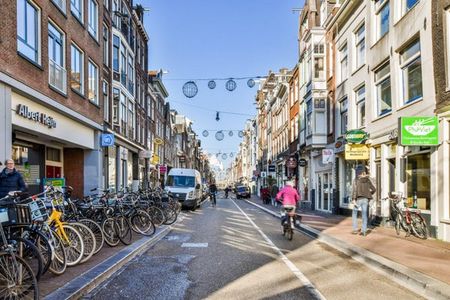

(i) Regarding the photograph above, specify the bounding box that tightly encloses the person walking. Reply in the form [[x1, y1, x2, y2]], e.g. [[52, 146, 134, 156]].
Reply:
[[270, 184, 279, 207], [352, 165, 376, 236], [0, 159, 27, 199]]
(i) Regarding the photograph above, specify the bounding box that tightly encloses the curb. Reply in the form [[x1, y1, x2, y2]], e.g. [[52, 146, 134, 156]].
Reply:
[[44, 215, 184, 300], [244, 200, 450, 300]]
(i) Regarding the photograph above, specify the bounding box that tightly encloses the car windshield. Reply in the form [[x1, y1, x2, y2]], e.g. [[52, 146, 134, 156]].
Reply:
[[167, 176, 195, 188], [237, 186, 247, 192]]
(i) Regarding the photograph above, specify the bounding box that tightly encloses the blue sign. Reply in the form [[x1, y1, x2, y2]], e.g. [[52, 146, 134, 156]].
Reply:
[[101, 134, 115, 147]]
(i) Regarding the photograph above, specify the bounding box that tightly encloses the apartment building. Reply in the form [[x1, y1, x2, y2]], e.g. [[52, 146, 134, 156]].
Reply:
[[0, 0, 109, 197]]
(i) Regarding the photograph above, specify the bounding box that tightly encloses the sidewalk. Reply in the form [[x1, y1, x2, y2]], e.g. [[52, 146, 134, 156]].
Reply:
[[246, 196, 450, 299]]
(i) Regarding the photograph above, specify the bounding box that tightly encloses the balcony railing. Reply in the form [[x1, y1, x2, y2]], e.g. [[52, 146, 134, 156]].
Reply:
[[49, 59, 67, 93]]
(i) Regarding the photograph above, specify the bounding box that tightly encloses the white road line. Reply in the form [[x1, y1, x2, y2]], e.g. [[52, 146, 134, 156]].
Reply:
[[231, 199, 326, 300]]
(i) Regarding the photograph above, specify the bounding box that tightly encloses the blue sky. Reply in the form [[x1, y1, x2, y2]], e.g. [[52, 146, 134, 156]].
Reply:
[[144, 0, 303, 168]]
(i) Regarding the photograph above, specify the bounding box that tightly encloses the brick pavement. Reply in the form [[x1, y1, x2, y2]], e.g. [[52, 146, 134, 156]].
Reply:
[[247, 196, 450, 285]]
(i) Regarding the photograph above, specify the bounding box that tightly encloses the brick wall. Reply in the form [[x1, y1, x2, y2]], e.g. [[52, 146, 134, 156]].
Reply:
[[0, 0, 105, 124]]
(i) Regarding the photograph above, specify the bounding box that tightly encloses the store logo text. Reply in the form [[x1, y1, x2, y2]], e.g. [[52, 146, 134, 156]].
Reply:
[[16, 104, 57, 129]]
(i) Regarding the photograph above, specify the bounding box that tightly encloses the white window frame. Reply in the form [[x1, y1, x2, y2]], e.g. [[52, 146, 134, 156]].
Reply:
[[313, 43, 325, 80], [355, 85, 366, 128], [52, 0, 66, 13], [375, 0, 390, 40], [70, 0, 82, 22], [88, 60, 99, 104], [374, 61, 392, 116], [103, 80, 109, 122], [402, 0, 419, 15], [70, 43, 84, 94], [355, 23, 365, 69], [48, 21, 67, 93], [339, 43, 348, 83], [400, 39, 422, 105], [88, 0, 98, 40], [17, 0, 41, 65], [339, 97, 348, 135], [103, 24, 109, 67]]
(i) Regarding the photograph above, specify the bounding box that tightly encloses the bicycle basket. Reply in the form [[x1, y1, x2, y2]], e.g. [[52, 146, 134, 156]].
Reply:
[[0, 204, 32, 226]]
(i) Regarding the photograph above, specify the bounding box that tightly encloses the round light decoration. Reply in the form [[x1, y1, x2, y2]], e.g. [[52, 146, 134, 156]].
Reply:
[[247, 78, 255, 88], [208, 80, 216, 89], [229, 152, 234, 158], [238, 131, 244, 138], [202, 130, 209, 137], [225, 79, 237, 91], [221, 153, 228, 160], [215, 131, 225, 141], [182, 81, 198, 98], [228, 131, 234, 137]]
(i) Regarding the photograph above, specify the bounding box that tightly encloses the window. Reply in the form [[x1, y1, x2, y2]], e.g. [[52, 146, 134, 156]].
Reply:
[[128, 101, 135, 138], [314, 57, 325, 80], [120, 93, 127, 135], [340, 43, 348, 82], [406, 153, 430, 210], [52, 0, 66, 12], [356, 85, 366, 128], [120, 43, 127, 85], [403, 0, 419, 14], [88, 60, 98, 104], [70, 44, 83, 94], [355, 24, 365, 68], [48, 22, 66, 92], [340, 97, 348, 135], [375, 0, 389, 39], [375, 62, 392, 116], [70, 0, 82, 21], [88, 0, 98, 39], [113, 88, 119, 123], [104, 0, 109, 10], [103, 80, 109, 122], [17, 0, 40, 64], [306, 100, 312, 136], [103, 25, 109, 67], [113, 35, 120, 72], [400, 39, 422, 104], [127, 54, 134, 94]]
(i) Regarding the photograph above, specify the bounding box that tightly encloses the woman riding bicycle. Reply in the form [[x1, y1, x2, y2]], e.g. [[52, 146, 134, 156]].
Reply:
[[276, 180, 300, 225]]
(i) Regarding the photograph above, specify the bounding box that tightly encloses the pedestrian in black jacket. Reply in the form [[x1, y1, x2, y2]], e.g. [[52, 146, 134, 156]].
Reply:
[[0, 159, 26, 199]]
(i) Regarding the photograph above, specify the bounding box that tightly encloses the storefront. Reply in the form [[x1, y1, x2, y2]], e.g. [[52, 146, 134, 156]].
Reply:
[[312, 149, 333, 212], [6, 91, 102, 198]]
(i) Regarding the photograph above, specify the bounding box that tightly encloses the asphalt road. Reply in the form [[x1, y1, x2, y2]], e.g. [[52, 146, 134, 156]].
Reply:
[[85, 194, 424, 300]]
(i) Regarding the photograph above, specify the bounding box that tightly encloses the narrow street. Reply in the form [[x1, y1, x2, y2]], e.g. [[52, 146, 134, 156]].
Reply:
[[86, 194, 423, 300]]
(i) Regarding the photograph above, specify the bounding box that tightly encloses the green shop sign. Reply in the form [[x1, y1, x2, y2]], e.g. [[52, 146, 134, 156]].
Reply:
[[400, 117, 439, 146], [44, 178, 65, 187], [345, 129, 368, 144]]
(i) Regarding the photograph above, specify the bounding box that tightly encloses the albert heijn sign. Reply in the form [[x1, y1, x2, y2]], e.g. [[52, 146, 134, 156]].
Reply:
[[16, 104, 56, 129]]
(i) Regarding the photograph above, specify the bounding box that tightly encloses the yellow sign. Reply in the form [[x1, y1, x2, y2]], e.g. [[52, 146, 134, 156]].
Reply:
[[345, 144, 369, 160], [154, 138, 164, 145]]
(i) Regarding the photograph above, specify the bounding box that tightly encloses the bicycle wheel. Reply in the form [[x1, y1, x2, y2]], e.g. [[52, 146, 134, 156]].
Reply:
[[79, 218, 104, 254], [70, 222, 96, 263], [411, 214, 428, 239], [8, 237, 43, 282], [395, 214, 402, 235], [163, 207, 178, 225], [102, 218, 120, 247], [115, 216, 132, 245], [60, 225, 84, 266], [47, 229, 67, 275], [287, 228, 293, 241], [131, 210, 155, 236], [0, 252, 39, 299], [147, 206, 165, 226]]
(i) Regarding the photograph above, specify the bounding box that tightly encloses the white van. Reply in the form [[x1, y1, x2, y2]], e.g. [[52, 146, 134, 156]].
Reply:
[[165, 168, 203, 210]]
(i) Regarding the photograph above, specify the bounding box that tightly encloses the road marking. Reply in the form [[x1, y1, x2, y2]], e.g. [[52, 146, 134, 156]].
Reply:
[[231, 200, 326, 300], [181, 243, 208, 248]]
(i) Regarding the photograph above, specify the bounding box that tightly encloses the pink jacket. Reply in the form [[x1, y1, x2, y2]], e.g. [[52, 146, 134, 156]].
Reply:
[[276, 185, 300, 206]]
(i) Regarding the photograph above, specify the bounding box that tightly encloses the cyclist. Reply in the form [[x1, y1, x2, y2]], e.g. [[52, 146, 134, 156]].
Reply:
[[209, 182, 218, 207], [224, 186, 230, 199], [276, 180, 300, 227]]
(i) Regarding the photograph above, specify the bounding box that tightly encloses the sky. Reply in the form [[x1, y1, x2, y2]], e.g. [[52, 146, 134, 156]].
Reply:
[[144, 0, 303, 169]]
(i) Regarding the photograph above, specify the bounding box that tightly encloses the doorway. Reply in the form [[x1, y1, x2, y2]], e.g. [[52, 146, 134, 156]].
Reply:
[[316, 172, 332, 212]]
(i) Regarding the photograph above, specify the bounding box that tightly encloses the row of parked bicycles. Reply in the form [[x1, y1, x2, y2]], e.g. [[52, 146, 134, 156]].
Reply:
[[0, 185, 181, 299]]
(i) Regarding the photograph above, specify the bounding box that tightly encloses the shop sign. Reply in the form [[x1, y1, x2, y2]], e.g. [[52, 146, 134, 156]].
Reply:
[[100, 134, 115, 147], [268, 165, 276, 172], [287, 157, 297, 169], [298, 159, 307, 167], [159, 165, 167, 174], [16, 104, 56, 129], [345, 129, 368, 144], [345, 144, 369, 160], [139, 150, 152, 159], [179, 155, 186, 163], [400, 117, 439, 146], [261, 171, 267, 178], [44, 177, 65, 187], [322, 149, 334, 164]]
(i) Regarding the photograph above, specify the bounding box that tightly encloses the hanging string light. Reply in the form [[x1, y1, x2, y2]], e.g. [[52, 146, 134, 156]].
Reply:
[[215, 131, 225, 141], [202, 130, 209, 137], [208, 80, 216, 89], [216, 112, 220, 121], [225, 79, 237, 91], [182, 81, 198, 98]]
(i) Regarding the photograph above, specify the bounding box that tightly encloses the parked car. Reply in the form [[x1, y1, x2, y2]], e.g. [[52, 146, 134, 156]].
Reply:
[[236, 185, 251, 199]]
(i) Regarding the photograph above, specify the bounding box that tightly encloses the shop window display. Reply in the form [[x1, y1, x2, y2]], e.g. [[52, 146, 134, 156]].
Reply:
[[406, 153, 430, 210]]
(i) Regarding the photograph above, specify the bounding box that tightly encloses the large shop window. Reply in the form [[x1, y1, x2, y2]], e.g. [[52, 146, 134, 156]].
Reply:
[[343, 161, 355, 204], [406, 153, 430, 210], [17, 0, 41, 64]]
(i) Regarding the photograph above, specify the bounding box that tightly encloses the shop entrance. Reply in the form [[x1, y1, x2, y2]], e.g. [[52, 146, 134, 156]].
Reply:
[[316, 172, 332, 212]]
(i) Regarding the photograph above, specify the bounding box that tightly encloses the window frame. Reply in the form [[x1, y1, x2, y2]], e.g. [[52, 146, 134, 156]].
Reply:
[[17, 0, 41, 65], [103, 24, 109, 67], [355, 85, 366, 128], [52, 0, 66, 13], [354, 23, 366, 69], [70, 43, 84, 95], [339, 42, 348, 83], [70, 0, 83, 22], [400, 39, 422, 105], [403, 0, 419, 15], [88, 0, 99, 40], [375, 0, 390, 40], [103, 80, 110, 122], [374, 61, 392, 116], [339, 97, 348, 135], [88, 60, 99, 105], [48, 20, 67, 93]]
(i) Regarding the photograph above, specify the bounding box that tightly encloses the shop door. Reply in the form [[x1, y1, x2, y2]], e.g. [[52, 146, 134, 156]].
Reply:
[[317, 172, 332, 212]]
